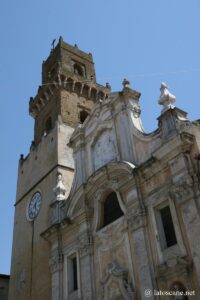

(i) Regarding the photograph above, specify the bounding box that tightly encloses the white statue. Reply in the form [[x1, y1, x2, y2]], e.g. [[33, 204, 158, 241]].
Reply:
[[159, 82, 176, 111], [53, 173, 66, 201]]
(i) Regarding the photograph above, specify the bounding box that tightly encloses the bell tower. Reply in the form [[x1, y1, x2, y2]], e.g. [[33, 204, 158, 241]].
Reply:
[[9, 37, 110, 300], [30, 36, 109, 145]]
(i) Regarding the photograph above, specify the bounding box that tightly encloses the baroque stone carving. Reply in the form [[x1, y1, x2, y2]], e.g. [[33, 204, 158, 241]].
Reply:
[[49, 250, 63, 273], [156, 256, 192, 286], [127, 100, 141, 118], [169, 178, 194, 204], [101, 261, 135, 300], [126, 207, 146, 231], [79, 232, 93, 258], [132, 105, 141, 118]]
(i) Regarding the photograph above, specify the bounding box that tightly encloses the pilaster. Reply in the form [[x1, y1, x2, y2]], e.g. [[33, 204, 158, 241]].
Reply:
[[127, 208, 154, 300], [49, 248, 63, 300], [78, 231, 94, 300]]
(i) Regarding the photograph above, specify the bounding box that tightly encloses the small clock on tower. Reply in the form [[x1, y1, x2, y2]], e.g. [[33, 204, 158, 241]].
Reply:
[[26, 191, 42, 221]]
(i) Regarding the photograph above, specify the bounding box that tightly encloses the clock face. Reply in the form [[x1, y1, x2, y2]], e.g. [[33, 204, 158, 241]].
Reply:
[[27, 191, 42, 221]]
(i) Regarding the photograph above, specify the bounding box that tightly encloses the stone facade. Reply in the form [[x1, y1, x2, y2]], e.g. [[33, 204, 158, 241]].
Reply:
[[9, 38, 200, 299]]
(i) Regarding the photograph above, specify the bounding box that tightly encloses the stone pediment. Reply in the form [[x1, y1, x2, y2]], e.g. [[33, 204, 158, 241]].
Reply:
[[69, 83, 193, 196], [69, 88, 143, 194]]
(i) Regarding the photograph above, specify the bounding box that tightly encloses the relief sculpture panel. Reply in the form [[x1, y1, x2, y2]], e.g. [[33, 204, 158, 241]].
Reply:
[[94, 220, 136, 299]]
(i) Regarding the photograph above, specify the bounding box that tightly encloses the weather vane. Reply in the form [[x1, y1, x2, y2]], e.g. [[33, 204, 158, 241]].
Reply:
[[51, 39, 56, 49]]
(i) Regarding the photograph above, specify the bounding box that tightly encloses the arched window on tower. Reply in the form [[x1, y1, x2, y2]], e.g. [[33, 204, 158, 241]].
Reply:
[[102, 192, 123, 227], [74, 63, 85, 77], [79, 110, 89, 124], [45, 116, 52, 134]]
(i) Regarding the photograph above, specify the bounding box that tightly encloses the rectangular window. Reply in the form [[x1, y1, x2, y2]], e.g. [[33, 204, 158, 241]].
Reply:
[[159, 206, 177, 249], [72, 257, 78, 291], [67, 254, 78, 293]]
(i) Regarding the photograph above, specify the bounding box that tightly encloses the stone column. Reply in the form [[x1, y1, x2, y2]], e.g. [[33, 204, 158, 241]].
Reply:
[[128, 212, 154, 300], [79, 232, 94, 300], [49, 248, 63, 300]]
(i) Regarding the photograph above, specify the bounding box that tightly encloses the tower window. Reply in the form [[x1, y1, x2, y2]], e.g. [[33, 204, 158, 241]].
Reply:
[[72, 257, 78, 291], [67, 254, 78, 293], [45, 117, 52, 134], [80, 110, 89, 124], [103, 192, 123, 227], [159, 206, 177, 249], [74, 63, 85, 77]]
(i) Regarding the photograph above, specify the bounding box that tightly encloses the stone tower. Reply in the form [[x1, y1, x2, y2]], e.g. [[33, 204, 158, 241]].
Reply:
[[8, 37, 110, 300]]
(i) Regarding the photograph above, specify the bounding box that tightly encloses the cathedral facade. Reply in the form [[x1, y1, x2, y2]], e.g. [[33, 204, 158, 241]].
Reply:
[[9, 38, 200, 299]]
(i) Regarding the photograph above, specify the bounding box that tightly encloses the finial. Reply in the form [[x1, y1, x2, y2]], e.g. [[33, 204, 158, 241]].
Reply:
[[53, 173, 66, 201], [159, 82, 176, 111], [122, 78, 130, 89]]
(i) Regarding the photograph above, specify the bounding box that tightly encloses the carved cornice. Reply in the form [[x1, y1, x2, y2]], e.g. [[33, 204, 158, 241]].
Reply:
[[120, 86, 141, 101], [41, 223, 60, 242], [41, 216, 71, 243]]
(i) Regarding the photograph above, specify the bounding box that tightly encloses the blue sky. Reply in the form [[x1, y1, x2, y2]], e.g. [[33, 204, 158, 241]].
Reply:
[[1, 0, 200, 274]]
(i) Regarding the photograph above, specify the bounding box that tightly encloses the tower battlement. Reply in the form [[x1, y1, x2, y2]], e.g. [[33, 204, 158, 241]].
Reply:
[[29, 37, 110, 145]]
